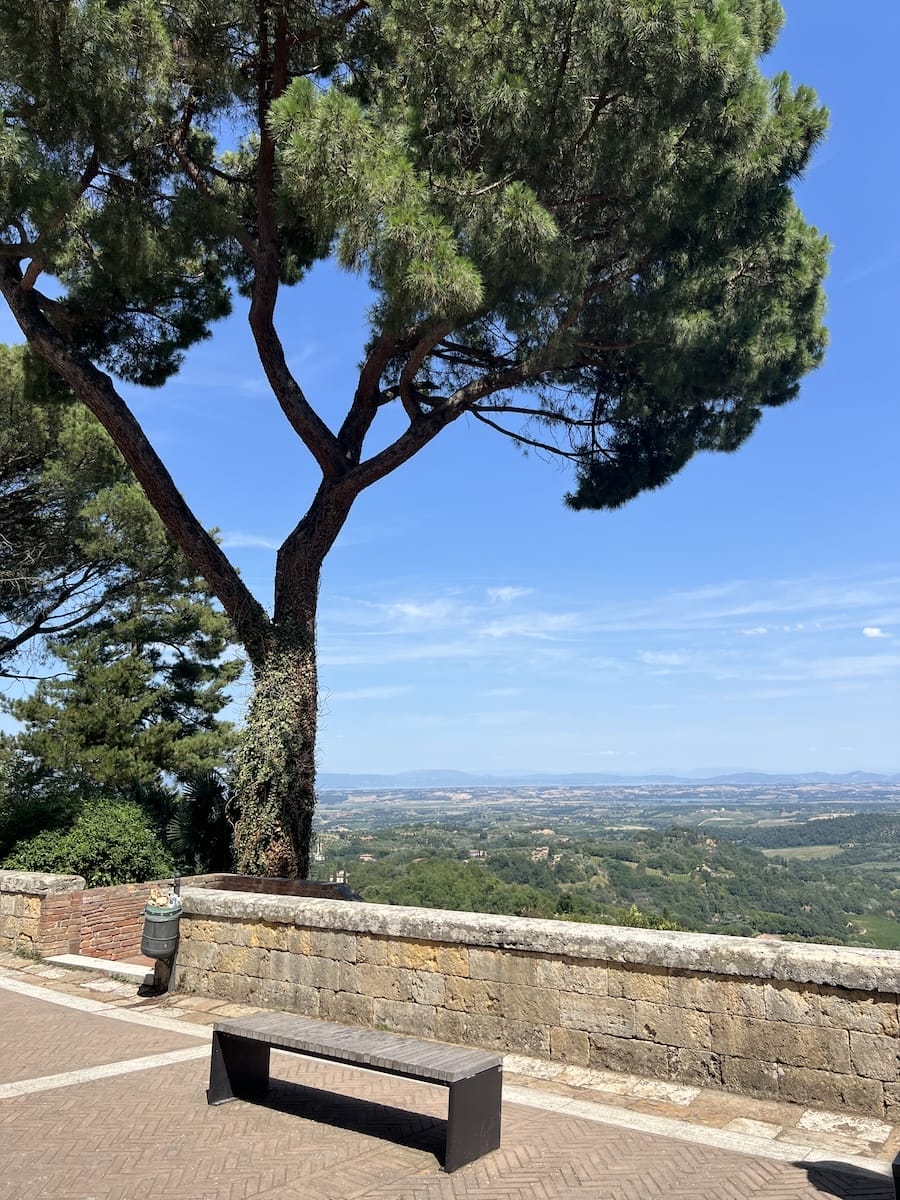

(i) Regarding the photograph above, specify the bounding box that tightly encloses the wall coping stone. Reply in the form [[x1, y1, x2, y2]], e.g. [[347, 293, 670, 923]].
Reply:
[[0, 870, 85, 896], [180, 888, 900, 993]]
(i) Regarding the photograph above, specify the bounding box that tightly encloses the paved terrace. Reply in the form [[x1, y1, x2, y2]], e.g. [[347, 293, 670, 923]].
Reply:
[[0, 951, 897, 1200]]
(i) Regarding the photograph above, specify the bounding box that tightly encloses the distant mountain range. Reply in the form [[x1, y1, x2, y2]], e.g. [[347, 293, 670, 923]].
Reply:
[[317, 768, 900, 789]]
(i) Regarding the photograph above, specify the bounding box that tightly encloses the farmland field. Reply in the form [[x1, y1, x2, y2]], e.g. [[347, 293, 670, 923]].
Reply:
[[761, 844, 843, 860]]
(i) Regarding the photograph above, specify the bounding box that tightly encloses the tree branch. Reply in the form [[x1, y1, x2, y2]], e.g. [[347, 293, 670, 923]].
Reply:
[[469, 408, 583, 460], [349, 361, 532, 491], [398, 319, 454, 422], [0, 258, 272, 665], [249, 1, 344, 478], [20, 147, 101, 290], [168, 137, 259, 267], [336, 333, 398, 464]]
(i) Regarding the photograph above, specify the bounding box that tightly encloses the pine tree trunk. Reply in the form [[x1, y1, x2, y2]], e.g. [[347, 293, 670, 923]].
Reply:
[[231, 484, 353, 877], [231, 626, 318, 877]]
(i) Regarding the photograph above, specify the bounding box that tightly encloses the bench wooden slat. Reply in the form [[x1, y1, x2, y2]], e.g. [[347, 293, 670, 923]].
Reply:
[[213, 1013, 502, 1084]]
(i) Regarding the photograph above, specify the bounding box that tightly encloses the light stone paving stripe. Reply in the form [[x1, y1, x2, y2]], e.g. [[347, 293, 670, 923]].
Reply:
[[46, 952, 154, 983], [0, 970, 211, 1039], [0, 1045, 210, 1100], [502, 1085, 894, 1179]]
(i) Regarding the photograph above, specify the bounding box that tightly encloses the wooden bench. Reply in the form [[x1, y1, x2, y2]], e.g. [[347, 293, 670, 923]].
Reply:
[[206, 1012, 503, 1172]]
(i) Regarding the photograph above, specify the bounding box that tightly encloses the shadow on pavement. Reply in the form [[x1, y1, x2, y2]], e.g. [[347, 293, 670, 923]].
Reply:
[[259, 1077, 447, 1165], [801, 1160, 894, 1200]]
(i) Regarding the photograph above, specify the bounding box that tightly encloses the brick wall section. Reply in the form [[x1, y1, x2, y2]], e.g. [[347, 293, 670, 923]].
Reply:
[[37, 891, 83, 956], [78, 881, 164, 959], [76, 875, 355, 959], [177, 889, 900, 1122]]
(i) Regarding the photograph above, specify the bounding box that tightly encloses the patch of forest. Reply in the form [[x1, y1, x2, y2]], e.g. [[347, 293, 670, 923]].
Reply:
[[732, 811, 900, 850], [319, 815, 900, 948]]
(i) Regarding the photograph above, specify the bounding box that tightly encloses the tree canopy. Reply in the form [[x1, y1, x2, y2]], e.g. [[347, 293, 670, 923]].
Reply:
[[0, 0, 829, 876], [1, 341, 242, 784], [0, 343, 214, 674]]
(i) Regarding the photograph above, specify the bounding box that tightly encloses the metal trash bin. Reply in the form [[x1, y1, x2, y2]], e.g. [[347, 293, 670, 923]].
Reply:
[[141, 901, 182, 959]]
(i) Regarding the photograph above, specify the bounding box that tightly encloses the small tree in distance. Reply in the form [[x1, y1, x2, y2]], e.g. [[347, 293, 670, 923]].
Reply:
[[0, 0, 829, 876]]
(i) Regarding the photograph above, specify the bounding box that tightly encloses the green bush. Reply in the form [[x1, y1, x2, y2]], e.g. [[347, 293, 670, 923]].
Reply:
[[2, 800, 174, 886], [0, 760, 86, 859]]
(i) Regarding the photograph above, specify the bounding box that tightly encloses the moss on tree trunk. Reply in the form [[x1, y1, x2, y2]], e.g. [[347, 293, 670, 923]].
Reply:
[[231, 630, 318, 878]]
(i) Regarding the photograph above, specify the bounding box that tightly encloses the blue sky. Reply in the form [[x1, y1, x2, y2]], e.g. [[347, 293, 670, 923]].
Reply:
[[4, 1, 899, 775]]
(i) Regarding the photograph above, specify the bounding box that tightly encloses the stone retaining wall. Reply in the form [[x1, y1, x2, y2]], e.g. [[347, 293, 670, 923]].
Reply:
[[176, 888, 900, 1120], [0, 870, 356, 959]]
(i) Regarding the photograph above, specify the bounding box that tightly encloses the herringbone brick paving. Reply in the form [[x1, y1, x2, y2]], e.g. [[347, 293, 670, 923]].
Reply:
[[0, 982, 894, 1200], [0, 987, 203, 1084]]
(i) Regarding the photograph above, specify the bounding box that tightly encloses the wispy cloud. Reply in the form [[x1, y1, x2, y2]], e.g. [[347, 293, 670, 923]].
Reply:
[[317, 568, 900, 704], [480, 612, 582, 640], [487, 586, 534, 604], [388, 598, 466, 624], [638, 651, 692, 668], [326, 685, 413, 702], [842, 243, 900, 286], [219, 531, 281, 550]]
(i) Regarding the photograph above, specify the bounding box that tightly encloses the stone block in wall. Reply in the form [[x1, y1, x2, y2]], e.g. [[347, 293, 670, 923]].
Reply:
[[666, 1046, 724, 1088], [497, 982, 560, 1027], [468, 948, 608, 996], [248, 921, 300, 950], [319, 990, 375, 1027], [307, 930, 357, 962], [635, 1001, 710, 1051], [352, 962, 385, 999], [213, 944, 271, 978], [609, 964, 669, 1004], [818, 988, 900, 1036], [468, 947, 538, 986], [849, 1031, 900, 1082], [357, 934, 469, 978], [434, 1007, 551, 1057], [763, 981, 821, 1025], [721, 1055, 781, 1098], [779, 1065, 885, 1118], [667, 971, 766, 1018], [373, 997, 438, 1039], [444, 976, 503, 1016], [498, 1018, 550, 1057], [588, 1032, 668, 1077], [550, 1025, 590, 1066], [283, 983, 321, 1017], [356, 962, 433, 1003], [270, 950, 346, 992], [436, 1003, 513, 1051], [242, 977, 296, 1011], [534, 956, 609, 996], [710, 1014, 851, 1072], [883, 1083, 900, 1119], [560, 991, 635, 1037]]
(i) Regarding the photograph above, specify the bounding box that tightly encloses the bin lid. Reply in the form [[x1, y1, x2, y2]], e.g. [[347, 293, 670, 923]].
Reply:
[[144, 902, 182, 916]]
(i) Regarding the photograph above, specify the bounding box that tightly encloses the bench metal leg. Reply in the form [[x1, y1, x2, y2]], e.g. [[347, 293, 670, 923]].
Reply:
[[444, 1067, 502, 1173], [207, 1032, 271, 1105]]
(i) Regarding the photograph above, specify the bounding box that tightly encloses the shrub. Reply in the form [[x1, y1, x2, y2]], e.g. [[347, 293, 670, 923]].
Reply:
[[2, 799, 174, 886]]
